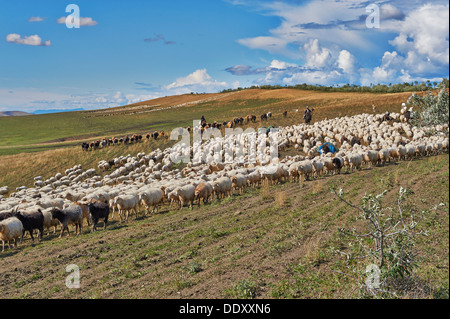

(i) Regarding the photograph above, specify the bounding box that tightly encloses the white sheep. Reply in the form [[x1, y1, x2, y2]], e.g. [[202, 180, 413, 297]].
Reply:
[[176, 184, 196, 210], [138, 188, 164, 215], [114, 195, 139, 221]]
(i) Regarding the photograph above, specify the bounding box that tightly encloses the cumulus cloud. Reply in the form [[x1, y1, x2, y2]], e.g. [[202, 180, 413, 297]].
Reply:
[[337, 49, 356, 74], [229, 0, 448, 86], [359, 3, 449, 85], [389, 4, 449, 69], [303, 39, 333, 69], [165, 69, 228, 94], [6, 34, 50, 46], [227, 39, 358, 86], [56, 16, 98, 26]]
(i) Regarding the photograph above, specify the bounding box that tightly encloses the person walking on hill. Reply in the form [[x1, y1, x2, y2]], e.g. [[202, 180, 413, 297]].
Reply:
[[303, 106, 314, 124]]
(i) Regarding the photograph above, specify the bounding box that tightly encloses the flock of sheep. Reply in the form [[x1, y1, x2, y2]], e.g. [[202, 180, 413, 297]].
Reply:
[[1, 105, 449, 252]]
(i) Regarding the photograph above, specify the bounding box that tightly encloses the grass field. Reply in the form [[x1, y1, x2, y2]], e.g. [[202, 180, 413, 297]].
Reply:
[[0, 88, 447, 299], [0, 154, 448, 299]]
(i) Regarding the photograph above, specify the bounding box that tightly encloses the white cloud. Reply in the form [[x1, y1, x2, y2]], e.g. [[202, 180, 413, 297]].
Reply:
[[359, 3, 449, 85], [303, 39, 332, 69], [6, 34, 50, 46], [389, 4, 449, 69], [57, 16, 98, 26], [269, 59, 297, 70], [337, 49, 356, 74], [380, 4, 405, 21], [165, 69, 228, 94], [28, 17, 45, 22], [236, 0, 377, 58], [230, 0, 448, 86], [227, 38, 359, 87]]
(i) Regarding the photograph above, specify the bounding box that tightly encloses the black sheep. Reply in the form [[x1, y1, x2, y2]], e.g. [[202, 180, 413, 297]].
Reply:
[[14, 210, 44, 243], [87, 201, 110, 232]]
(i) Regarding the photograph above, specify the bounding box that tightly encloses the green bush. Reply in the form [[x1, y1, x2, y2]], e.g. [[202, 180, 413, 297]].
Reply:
[[408, 87, 449, 128]]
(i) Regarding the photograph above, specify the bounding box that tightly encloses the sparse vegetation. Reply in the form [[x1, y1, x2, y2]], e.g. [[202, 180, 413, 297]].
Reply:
[[0, 154, 447, 299], [224, 279, 260, 299], [330, 186, 443, 298]]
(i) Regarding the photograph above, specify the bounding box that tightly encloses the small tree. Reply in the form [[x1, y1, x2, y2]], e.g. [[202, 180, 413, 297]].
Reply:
[[407, 86, 449, 128], [330, 187, 442, 298]]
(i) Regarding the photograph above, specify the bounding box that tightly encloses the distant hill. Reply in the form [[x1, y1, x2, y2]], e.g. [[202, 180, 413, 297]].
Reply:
[[32, 108, 84, 115], [0, 111, 32, 117]]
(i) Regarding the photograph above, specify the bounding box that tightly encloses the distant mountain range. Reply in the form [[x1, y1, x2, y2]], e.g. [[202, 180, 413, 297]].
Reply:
[[0, 108, 85, 116], [0, 111, 32, 117]]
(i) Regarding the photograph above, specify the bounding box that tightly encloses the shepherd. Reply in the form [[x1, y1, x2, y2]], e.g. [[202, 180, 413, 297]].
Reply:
[[303, 106, 314, 124]]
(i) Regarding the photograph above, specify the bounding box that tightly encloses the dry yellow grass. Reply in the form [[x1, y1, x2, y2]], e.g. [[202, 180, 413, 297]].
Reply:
[[275, 190, 288, 207]]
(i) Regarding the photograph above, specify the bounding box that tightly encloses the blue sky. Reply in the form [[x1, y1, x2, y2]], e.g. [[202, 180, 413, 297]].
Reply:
[[0, 0, 448, 112]]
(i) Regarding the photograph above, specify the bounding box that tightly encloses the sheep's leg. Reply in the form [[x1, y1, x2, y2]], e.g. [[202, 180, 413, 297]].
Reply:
[[20, 229, 25, 244]]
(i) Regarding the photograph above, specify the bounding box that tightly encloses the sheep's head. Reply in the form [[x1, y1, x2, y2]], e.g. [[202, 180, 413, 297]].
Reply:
[[12, 211, 22, 219], [50, 208, 62, 218]]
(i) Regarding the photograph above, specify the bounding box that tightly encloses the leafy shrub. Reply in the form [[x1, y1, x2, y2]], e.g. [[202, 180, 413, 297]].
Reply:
[[408, 88, 449, 128]]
